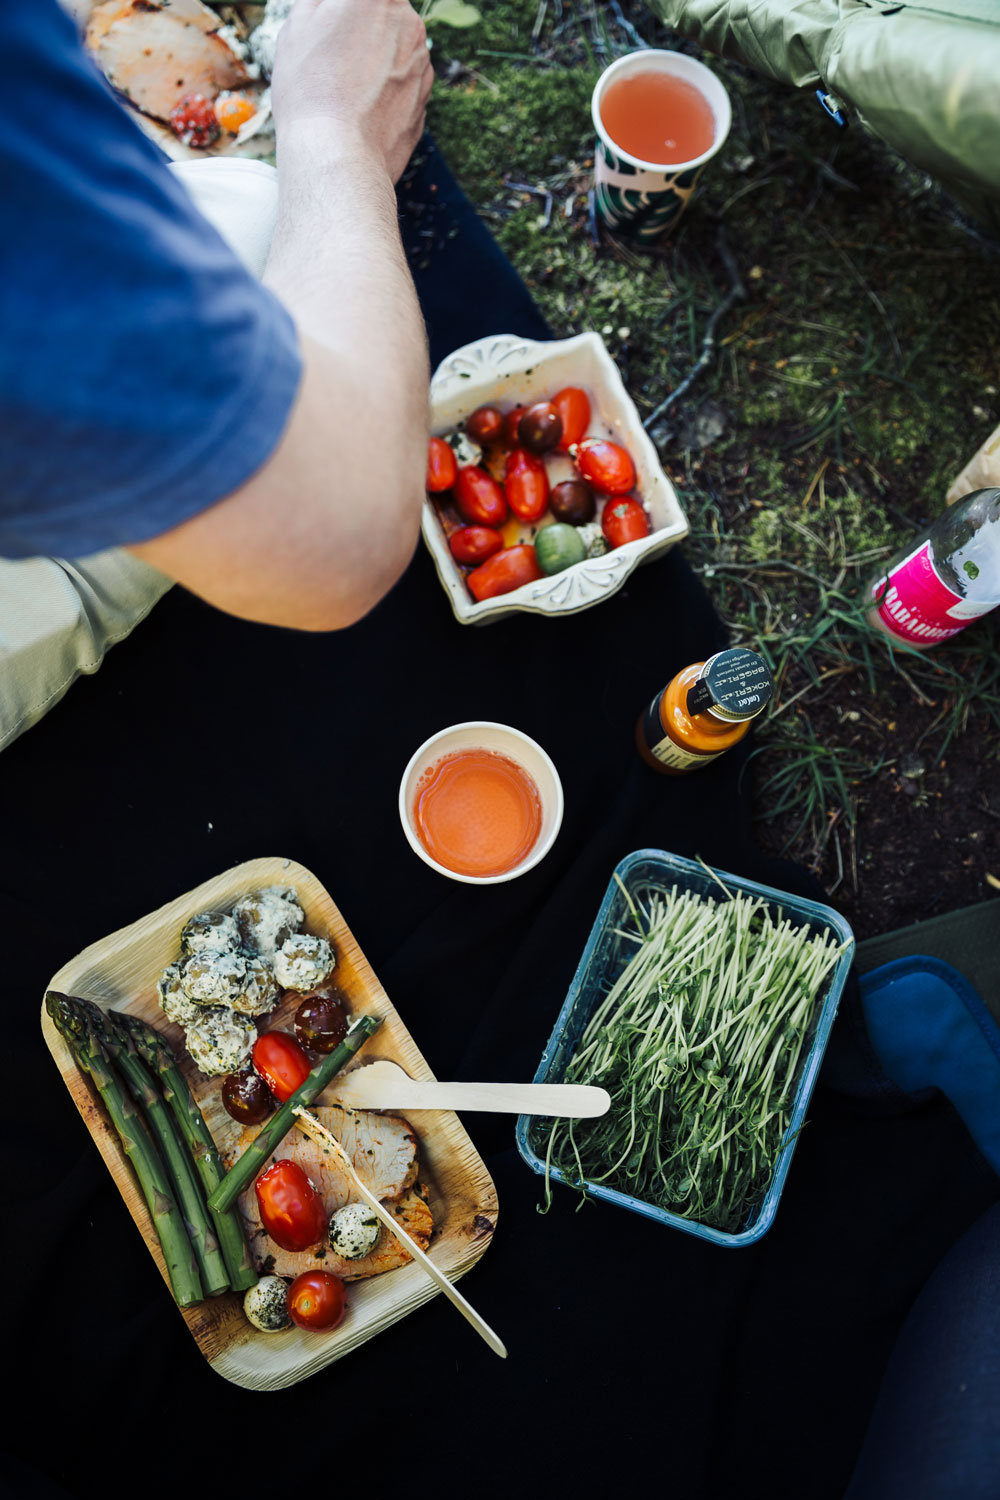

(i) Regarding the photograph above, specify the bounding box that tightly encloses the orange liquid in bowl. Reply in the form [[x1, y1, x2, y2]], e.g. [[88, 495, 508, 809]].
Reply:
[[413, 748, 543, 878], [599, 69, 716, 165]]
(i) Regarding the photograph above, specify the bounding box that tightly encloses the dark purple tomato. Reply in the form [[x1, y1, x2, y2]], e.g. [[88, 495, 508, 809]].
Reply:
[[517, 402, 563, 454], [294, 992, 349, 1054], [549, 478, 596, 525], [222, 1065, 275, 1124], [466, 406, 505, 445]]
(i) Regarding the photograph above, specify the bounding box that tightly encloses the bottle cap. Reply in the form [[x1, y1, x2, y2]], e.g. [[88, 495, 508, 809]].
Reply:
[[686, 648, 774, 723]]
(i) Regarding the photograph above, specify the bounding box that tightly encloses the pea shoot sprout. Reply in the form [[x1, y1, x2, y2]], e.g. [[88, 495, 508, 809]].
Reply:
[[536, 877, 845, 1233]]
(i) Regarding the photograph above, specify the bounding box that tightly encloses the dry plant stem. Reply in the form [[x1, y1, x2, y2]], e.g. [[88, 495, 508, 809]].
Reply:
[[643, 228, 747, 435], [292, 1106, 508, 1360]]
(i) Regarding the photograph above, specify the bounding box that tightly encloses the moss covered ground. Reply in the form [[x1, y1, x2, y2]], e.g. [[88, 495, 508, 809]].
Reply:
[[424, 0, 1000, 935]]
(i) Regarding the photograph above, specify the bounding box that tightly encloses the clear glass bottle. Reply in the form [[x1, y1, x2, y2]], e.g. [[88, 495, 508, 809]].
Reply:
[[868, 487, 1000, 648], [636, 647, 774, 775]]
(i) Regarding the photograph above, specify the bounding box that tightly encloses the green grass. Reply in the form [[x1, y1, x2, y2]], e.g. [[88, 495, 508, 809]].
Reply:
[[425, 0, 1000, 894]]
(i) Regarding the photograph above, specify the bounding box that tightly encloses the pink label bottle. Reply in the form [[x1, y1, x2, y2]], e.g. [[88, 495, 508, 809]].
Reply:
[[868, 488, 1000, 648]]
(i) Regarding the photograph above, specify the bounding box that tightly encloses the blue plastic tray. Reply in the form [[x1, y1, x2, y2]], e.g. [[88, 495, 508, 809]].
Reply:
[[515, 849, 855, 1247]]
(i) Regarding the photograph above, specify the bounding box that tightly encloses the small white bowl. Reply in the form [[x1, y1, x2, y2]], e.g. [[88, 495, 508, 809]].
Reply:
[[399, 721, 564, 885], [424, 330, 689, 624]]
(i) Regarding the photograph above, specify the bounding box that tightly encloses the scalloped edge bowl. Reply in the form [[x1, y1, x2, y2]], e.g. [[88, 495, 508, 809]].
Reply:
[[424, 331, 689, 624]]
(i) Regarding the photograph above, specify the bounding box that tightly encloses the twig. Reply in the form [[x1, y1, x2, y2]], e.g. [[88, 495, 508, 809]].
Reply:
[[643, 228, 746, 434]]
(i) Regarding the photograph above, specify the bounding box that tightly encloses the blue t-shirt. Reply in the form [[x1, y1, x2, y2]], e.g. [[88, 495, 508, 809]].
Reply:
[[0, 1, 303, 559]]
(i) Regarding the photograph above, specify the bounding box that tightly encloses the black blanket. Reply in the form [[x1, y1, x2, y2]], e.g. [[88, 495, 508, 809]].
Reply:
[[4, 141, 996, 1500]]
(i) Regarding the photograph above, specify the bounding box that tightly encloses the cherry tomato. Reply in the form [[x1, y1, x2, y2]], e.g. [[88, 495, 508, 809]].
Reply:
[[551, 387, 591, 450], [501, 405, 527, 446], [168, 92, 220, 149], [293, 991, 349, 1054], [221, 1065, 275, 1124], [426, 436, 458, 493], [549, 478, 596, 525], [574, 438, 636, 495], [518, 402, 563, 454], [252, 1031, 312, 1102], [214, 91, 257, 134], [601, 496, 650, 548], [287, 1270, 347, 1332], [454, 465, 508, 527], [504, 448, 549, 522], [255, 1160, 328, 1253], [467, 544, 544, 602], [449, 525, 504, 566], [465, 406, 504, 445]]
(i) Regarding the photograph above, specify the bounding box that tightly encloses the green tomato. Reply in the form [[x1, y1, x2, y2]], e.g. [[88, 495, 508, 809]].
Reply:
[[535, 523, 587, 576]]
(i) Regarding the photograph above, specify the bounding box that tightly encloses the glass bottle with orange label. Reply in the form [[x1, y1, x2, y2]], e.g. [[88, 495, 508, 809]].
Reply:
[[636, 647, 774, 774]]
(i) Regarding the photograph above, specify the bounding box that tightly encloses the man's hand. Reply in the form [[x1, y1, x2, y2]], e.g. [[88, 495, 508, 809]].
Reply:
[[128, 0, 432, 631], [271, 0, 433, 184]]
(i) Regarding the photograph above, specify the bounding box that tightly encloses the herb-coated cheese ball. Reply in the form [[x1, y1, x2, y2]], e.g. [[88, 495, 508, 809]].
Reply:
[[179, 948, 247, 1005], [273, 933, 335, 992], [234, 887, 305, 960], [184, 1006, 256, 1076], [181, 910, 240, 954], [232, 952, 280, 1018], [157, 962, 202, 1026]]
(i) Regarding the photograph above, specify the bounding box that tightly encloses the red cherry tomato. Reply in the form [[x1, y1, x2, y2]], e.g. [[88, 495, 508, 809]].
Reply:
[[255, 1160, 328, 1253], [466, 406, 504, 444], [601, 496, 650, 548], [501, 405, 527, 446], [426, 436, 458, 493], [252, 1031, 312, 1102], [551, 387, 591, 450], [287, 1270, 347, 1332], [454, 465, 508, 527], [168, 92, 220, 149], [449, 525, 504, 566], [574, 438, 636, 495], [467, 544, 544, 602], [504, 448, 549, 522]]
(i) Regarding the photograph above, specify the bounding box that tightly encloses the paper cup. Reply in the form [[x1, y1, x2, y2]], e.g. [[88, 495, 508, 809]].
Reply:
[[398, 721, 564, 885], [591, 50, 731, 244]]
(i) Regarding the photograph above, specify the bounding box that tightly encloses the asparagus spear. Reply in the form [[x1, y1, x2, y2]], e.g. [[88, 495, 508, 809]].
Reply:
[[123, 1011, 257, 1292], [46, 991, 204, 1309], [208, 1013, 380, 1216], [87, 1004, 231, 1297]]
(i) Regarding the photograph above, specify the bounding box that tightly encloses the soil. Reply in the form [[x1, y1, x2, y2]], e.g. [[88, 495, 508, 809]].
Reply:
[[755, 684, 1000, 942]]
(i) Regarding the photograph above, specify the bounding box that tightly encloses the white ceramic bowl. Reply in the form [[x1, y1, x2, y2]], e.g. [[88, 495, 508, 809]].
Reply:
[[398, 721, 564, 885], [424, 331, 689, 624]]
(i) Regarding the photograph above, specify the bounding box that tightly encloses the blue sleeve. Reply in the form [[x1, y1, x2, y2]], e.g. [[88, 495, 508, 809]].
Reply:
[[0, 1, 303, 560]]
